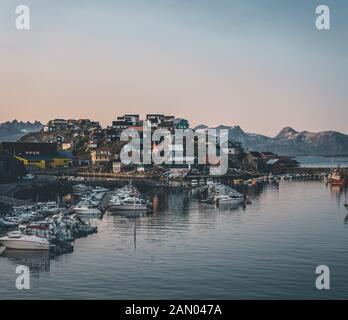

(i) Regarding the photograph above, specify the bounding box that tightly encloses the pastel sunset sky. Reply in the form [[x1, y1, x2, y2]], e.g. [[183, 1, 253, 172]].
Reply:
[[0, 0, 347, 136]]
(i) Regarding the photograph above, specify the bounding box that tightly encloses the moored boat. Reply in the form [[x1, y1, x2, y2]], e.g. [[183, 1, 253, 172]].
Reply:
[[0, 217, 18, 228], [0, 234, 51, 250], [109, 197, 150, 211], [71, 206, 102, 216], [107, 184, 153, 212], [191, 179, 198, 187], [72, 184, 92, 194], [328, 166, 345, 186]]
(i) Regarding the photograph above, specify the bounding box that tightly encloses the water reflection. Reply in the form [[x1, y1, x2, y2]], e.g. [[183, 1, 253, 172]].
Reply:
[[2, 181, 348, 299], [327, 183, 348, 208], [3, 250, 51, 273]]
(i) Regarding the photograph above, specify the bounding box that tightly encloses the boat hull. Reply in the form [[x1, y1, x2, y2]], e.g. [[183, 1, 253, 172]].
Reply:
[[330, 178, 345, 186], [72, 208, 102, 215], [0, 239, 50, 250], [218, 198, 244, 205], [109, 204, 148, 211]]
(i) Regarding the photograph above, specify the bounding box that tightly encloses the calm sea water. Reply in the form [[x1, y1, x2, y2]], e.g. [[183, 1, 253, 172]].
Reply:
[[296, 156, 348, 168], [1, 181, 348, 299]]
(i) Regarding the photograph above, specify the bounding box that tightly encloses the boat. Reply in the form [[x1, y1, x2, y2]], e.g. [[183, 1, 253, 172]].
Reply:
[[228, 190, 245, 204], [109, 197, 150, 211], [92, 186, 109, 193], [191, 179, 198, 187], [216, 195, 235, 204], [206, 178, 214, 186], [0, 217, 18, 228], [200, 196, 215, 204], [72, 184, 92, 193], [71, 206, 102, 216], [216, 192, 244, 205], [328, 166, 345, 186], [200, 182, 245, 206], [0, 234, 51, 250], [107, 184, 153, 212]]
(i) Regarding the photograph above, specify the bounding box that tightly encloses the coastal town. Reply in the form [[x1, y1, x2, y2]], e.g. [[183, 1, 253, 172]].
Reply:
[[0, 114, 300, 184], [0, 114, 346, 257]]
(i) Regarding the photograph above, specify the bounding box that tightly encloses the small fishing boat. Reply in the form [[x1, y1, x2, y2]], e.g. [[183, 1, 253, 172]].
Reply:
[[328, 166, 345, 186]]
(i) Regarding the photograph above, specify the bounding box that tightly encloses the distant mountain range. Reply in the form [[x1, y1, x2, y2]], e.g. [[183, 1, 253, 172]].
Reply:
[[194, 125, 348, 156], [0, 120, 43, 142]]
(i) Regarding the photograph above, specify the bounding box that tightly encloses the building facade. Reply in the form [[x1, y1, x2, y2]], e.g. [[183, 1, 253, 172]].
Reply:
[[0, 142, 74, 170]]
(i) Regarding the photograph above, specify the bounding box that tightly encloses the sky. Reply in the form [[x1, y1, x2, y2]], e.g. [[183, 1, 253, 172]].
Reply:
[[0, 0, 347, 137]]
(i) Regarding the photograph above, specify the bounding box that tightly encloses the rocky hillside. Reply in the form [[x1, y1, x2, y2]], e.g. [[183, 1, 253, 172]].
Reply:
[[0, 120, 43, 142], [195, 125, 348, 156]]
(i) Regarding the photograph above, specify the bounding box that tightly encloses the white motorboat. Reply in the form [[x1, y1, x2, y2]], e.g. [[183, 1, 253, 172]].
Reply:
[[203, 182, 245, 206], [71, 206, 102, 216], [0, 234, 51, 250], [92, 187, 109, 193], [228, 190, 245, 204], [109, 197, 149, 211], [72, 184, 92, 193], [107, 184, 152, 212], [216, 195, 234, 204], [216, 194, 244, 205], [0, 217, 18, 228], [16, 212, 36, 223]]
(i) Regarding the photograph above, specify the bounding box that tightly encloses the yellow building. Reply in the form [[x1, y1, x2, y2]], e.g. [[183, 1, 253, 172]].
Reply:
[[0, 142, 74, 171], [15, 153, 73, 170]]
